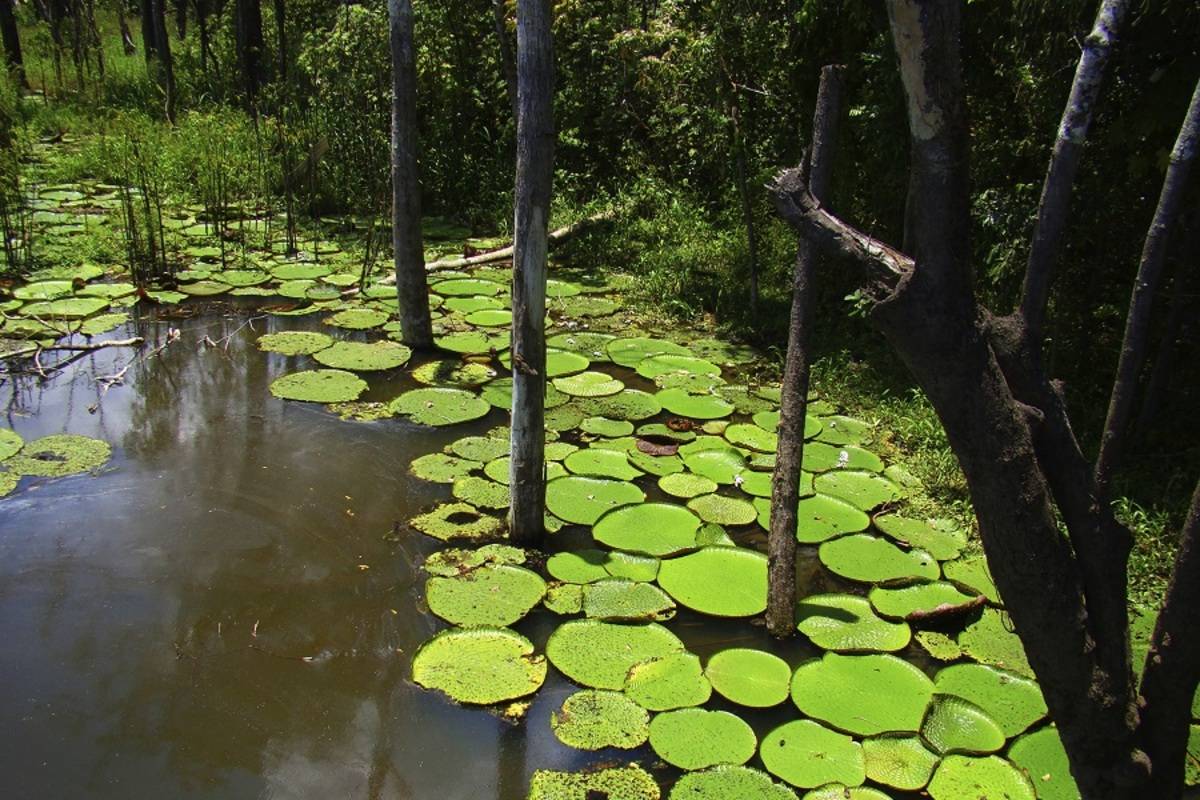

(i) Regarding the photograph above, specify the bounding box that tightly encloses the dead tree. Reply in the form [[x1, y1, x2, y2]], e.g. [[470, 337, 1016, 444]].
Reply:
[[507, 0, 554, 546], [387, 0, 432, 349], [765, 64, 845, 637], [769, 0, 1200, 796]]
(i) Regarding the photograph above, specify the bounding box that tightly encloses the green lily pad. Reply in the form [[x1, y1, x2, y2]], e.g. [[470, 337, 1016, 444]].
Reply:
[[448, 435, 509, 462], [604, 551, 661, 582], [816, 415, 872, 445], [943, 556, 1001, 604], [796, 594, 912, 653], [801, 787, 893, 800], [564, 448, 643, 480], [411, 627, 546, 705], [582, 579, 676, 621], [391, 387, 491, 426], [275, 279, 316, 299], [668, 766, 796, 800], [659, 471, 719, 499], [313, 340, 412, 371], [547, 331, 617, 358], [654, 370, 727, 393], [544, 582, 584, 614], [546, 475, 645, 525], [760, 719, 865, 789], [271, 262, 331, 280], [869, 582, 982, 621], [624, 652, 711, 710], [553, 371, 624, 397], [412, 359, 496, 387], [464, 308, 512, 327], [753, 494, 869, 543], [687, 493, 757, 526], [608, 336, 691, 367], [478, 377, 569, 410], [683, 447, 747, 485], [547, 550, 613, 583], [411, 502, 504, 541], [657, 388, 735, 420], [21, 296, 110, 318], [176, 280, 233, 297], [814, 471, 902, 511], [1189, 725, 1200, 785], [483, 455, 566, 485], [546, 620, 685, 690], [213, 269, 270, 287], [527, 764, 660, 800], [1008, 726, 1078, 800], [791, 653, 935, 736], [657, 547, 767, 617], [411, 452, 479, 483], [0, 429, 22, 461], [77, 313, 129, 336], [957, 608, 1034, 677], [435, 330, 509, 354], [451, 476, 508, 509], [256, 330, 334, 355], [13, 280, 73, 300], [933, 664, 1046, 738], [875, 515, 967, 561], [425, 564, 546, 627], [916, 631, 965, 662], [637, 353, 721, 380], [0, 467, 17, 497], [724, 423, 778, 453], [146, 290, 187, 304], [7, 434, 111, 477], [423, 543, 526, 577], [593, 503, 702, 556], [325, 308, 390, 330], [270, 369, 368, 403], [575, 389, 663, 421], [628, 449, 685, 477], [649, 708, 757, 770], [705, 648, 792, 708], [545, 403, 587, 432], [551, 689, 650, 750], [927, 755, 1035, 800], [921, 694, 1006, 755], [432, 277, 505, 296], [819, 534, 939, 584], [444, 294, 503, 314], [863, 735, 940, 791], [579, 416, 633, 438]]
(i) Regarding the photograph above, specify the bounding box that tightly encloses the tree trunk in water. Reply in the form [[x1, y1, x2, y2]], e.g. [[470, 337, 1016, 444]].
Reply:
[[508, 0, 554, 546], [0, 0, 26, 89], [272, 0, 287, 86], [491, 0, 517, 121], [388, 0, 432, 349], [765, 64, 844, 638], [235, 0, 265, 109]]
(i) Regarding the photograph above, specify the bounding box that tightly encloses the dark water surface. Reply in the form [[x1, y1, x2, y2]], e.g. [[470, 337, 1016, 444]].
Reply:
[[0, 308, 828, 800]]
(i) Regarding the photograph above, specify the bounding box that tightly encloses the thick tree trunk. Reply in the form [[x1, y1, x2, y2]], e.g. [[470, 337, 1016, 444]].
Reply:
[[0, 0, 26, 89], [508, 0, 554, 546], [388, 0, 432, 349], [766, 64, 844, 638], [235, 0, 265, 108], [491, 0, 517, 120]]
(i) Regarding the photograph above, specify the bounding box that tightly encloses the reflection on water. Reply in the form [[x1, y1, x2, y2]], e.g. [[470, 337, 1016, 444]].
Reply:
[[0, 308, 835, 799]]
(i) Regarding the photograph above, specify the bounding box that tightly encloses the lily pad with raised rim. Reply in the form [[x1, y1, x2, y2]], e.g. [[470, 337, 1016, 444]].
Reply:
[[21, 296, 111, 318], [425, 564, 546, 627], [921, 694, 1006, 755], [435, 330, 510, 354], [423, 543, 525, 577], [582, 579, 676, 622], [818, 534, 939, 584], [656, 388, 735, 420], [257, 330, 333, 356], [943, 556, 1001, 604], [796, 594, 912, 653], [875, 515, 967, 562], [659, 471, 719, 499], [934, 664, 1047, 738], [575, 389, 663, 421], [412, 359, 496, 387], [547, 550, 612, 583], [411, 502, 503, 541], [544, 583, 584, 614], [581, 416, 634, 437], [754, 494, 870, 543], [705, 648, 792, 708], [957, 609, 1034, 677], [760, 719, 865, 789], [649, 708, 757, 770], [862, 735, 940, 791], [391, 387, 492, 426], [314, 340, 412, 371], [683, 447, 748, 485], [625, 652, 711, 711], [545, 620, 685, 690], [550, 689, 650, 751], [448, 435, 509, 462], [270, 369, 369, 403], [553, 370, 624, 397], [800, 787, 892, 800], [926, 755, 1035, 800], [432, 277, 505, 297], [869, 582, 982, 621], [546, 475, 645, 525], [657, 547, 767, 617], [791, 653, 935, 736], [608, 336, 691, 367], [7, 434, 111, 477], [814, 471, 902, 511], [564, 448, 643, 480], [411, 627, 546, 705], [636, 354, 722, 380], [451, 476, 508, 509], [724, 423, 778, 453]]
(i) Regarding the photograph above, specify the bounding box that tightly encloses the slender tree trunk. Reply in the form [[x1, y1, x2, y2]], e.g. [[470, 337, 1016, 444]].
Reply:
[[272, 0, 286, 85], [766, 64, 844, 638], [118, 6, 136, 55], [0, 0, 27, 89], [149, 0, 175, 122], [235, 0, 265, 109], [508, 0, 554, 546], [140, 0, 158, 63], [491, 0, 517, 121], [388, 0, 432, 349], [175, 0, 186, 38], [193, 0, 210, 74]]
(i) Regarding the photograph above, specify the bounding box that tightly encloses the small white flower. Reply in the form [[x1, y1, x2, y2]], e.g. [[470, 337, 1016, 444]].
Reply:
[[733, 474, 745, 487], [837, 450, 850, 468]]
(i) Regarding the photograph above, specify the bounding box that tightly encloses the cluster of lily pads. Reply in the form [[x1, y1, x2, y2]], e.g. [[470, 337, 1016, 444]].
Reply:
[[0, 429, 112, 497]]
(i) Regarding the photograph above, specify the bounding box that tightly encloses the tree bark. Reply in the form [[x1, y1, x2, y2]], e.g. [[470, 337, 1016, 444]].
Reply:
[[140, 0, 158, 63], [388, 0, 432, 349], [118, 7, 136, 56], [235, 0, 265, 109], [193, 0, 211, 74], [174, 0, 186, 38], [491, 0, 517, 121], [272, 0, 287, 85], [508, 0, 554, 546], [0, 0, 26, 89], [766, 64, 844, 638]]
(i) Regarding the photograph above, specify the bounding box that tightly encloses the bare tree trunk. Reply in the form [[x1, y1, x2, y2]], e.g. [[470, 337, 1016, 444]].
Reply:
[[118, 6, 136, 56], [193, 0, 210, 74], [235, 0, 265, 109], [174, 0, 186, 38], [766, 64, 844, 638], [151, 0, 176, 122], [388, 0, 432, 349], [0, 0, 27, 89], [140, 0, 158, 63], [272, 0, 286, 86], [491, 0, 517, 120], [508, 0, 554, 546]]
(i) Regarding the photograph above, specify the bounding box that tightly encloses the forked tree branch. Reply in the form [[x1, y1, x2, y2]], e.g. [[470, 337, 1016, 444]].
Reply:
[[1019, 0, 1129, 342]]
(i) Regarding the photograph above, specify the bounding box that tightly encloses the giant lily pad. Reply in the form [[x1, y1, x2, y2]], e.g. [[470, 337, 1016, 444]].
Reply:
[[943, 556, 1001, 604], [270, 369, 367, 403], [668, 766, 797, 800], [759, 719, 865, 789], [391, 387, 491, 426], [554, 370, 623, 397], [926, 755, 1035, 800], [723, 423, 778, 453], [547, 550, 612, 583], [464, 308, 512, 327], [448, 435, 509, 462], [423, 543, 525, 577], [425, 565, 546, 627], [791, 653, 935, 736], [410, 627, 546, 705], [550, 689, 650, 750], [527, 765, 660, 800], [564, 448, 643, 480], [0, 429, 23, 461], [657, 547, 767, 617], [451, 476, 508, 509], [257, 330, 333, 355], [814, 471, 902, 511], [13, 280, 73, 300], [816, 415, 872, 445], [410, 452, 479, 483], [575, 389, 663, 421], [705, 648, 792, 708], [545, 475, 645, 525], [582, 579, 676, 622], [818, 534, 939, 584], [411, 502, 503, 541], [412, 359, 495, 387], [958, 609, 1034, 677], [921, 694, 1006, 755], [796, 594, 912, 652], [683, 447, 747, 484], [862, 735, 940, 791], [432, 277, 504, 296], [656, 388, 735, 420], [608, 336, 691, 367], [546, 620, 684, 690], [687, 493, 757, 526], [271, 262, 331, 280], [21, 297, 110, 318], [869, 582, 982, 621], [624, 652, 711, 711], [649, 708, 757, 770], [659, 471, 719, 499], [874, 515, 967, 561], [7, 434, 111, 477], [593, 503, 702, 556], [0, 467, 17, 497], [1008, 726, 1078, 800], [934, 664, 1047, 738], [325, 308, 390, 330], [435, 330, 509, 354], [547, 331, 617, 360], [800, 787, 892, 800], [755, 494, 870, 543], [637, 354, 721, 380], [314, 340, 412, 371]]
